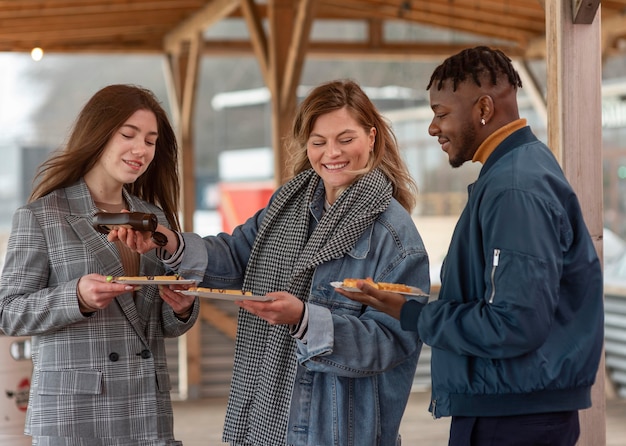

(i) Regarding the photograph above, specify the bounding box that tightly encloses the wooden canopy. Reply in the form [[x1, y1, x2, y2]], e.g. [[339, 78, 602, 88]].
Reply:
[[0, 0, 621, 226], [2, 1, 625, 57], [0, 1, 615, 444], [1, 0, 621, 224]]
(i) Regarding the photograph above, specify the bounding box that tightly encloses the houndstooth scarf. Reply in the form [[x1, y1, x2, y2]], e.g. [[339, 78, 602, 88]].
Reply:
[[222, 168, 392, 445]]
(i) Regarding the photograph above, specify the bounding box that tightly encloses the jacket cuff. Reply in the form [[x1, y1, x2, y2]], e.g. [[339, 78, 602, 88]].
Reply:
[[400, 299, 423, 332]]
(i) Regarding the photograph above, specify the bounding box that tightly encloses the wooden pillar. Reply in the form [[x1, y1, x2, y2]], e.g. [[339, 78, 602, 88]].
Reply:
[[163, 33, 202, 399], [266, 0, 316, 185], [161, 0, 241, 401], [164, 34, 201, 233], [267, 0, 296, 185], [545, 1, 605, 444]]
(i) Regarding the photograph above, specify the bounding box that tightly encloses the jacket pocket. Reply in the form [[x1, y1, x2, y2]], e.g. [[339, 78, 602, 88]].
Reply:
[[156, 369, 171, 392], [38, 369, 102, 395]]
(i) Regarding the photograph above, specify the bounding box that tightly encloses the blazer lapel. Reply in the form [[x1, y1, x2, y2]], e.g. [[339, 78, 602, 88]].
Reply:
[[67, 213, 124, 275], [64, 180, 153, 343]]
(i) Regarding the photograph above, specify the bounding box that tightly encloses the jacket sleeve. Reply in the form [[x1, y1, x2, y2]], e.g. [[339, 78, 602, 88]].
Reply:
[[419, 187, 565, 359], [177, 207, 265, 288], [296, 232, 429, 377], [0, 207, 86, 336], [161, 297, 200, 337]]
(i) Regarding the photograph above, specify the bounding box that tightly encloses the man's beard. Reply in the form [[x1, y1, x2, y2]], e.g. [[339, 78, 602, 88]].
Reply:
[[448, 122, 478, 168]]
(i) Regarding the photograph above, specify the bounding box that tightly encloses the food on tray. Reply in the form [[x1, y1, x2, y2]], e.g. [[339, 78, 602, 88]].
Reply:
[[342, 277, 377, 289], [187, 287, 253, 296], [376, 282, 413, 293], [341, 278, 413, 293], [106, 275, 185, 282]]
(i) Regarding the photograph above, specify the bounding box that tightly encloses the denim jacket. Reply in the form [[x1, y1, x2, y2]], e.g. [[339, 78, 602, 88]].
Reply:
[[176, 184, 429, 446]]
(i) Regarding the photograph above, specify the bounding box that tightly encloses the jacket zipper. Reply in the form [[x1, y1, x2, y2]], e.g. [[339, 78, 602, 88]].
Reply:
[[488, 249, 500, 304]]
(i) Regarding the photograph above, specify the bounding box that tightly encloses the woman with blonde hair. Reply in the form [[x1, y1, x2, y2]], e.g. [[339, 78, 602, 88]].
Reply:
[[287, 79, 417, 212], [114, 79, 429, 446]]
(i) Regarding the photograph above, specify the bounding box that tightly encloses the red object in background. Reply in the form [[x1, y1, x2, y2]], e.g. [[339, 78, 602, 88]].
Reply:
[[218, 181, 275, 233], [13, 378, 30, 412], [1, 335, 32, 445]]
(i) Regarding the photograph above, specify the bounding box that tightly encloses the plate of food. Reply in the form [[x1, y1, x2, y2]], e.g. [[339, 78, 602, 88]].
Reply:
[[106, 275, 199, 286], [331, 278, 428, 297], [176, 287, 274, 302]]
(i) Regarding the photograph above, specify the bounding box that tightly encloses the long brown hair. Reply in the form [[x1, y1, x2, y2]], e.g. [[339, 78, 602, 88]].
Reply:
[[286, 79, 418, 212], [30, 84, 181, 231]]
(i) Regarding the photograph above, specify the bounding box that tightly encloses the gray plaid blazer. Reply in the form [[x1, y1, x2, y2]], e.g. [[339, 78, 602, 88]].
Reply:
[[0, 180, 197, 445]]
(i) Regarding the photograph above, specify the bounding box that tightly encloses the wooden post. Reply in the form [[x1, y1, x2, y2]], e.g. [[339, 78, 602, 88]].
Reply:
[[267, 0, 294, 185], [163, 33, 202, 400], [266, 0, 315, 185], [545, 1, 605, 444]]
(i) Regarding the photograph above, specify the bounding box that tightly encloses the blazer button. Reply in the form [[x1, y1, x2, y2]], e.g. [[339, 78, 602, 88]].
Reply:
[[109, 352, 120, 362], [140, 349, 152, 359]]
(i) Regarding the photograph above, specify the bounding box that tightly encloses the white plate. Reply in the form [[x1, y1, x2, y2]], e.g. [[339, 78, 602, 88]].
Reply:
[[176, 289, 273, 302], [330, 281, 428, 297], [110, 277, 199, 286]]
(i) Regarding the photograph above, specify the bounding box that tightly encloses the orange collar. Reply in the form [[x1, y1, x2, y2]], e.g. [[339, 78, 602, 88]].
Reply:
[[473, 119, 527, 164]]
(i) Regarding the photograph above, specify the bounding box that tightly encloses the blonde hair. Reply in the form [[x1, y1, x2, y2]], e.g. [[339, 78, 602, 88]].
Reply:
[[285, 79, 417, 212]]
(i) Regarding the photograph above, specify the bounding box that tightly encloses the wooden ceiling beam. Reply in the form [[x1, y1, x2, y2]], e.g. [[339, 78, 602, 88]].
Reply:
[[333, 0, 545, 20], [1, 0, 623, 61], [280, 0, 316, 111], [196, 39, 526, 60], [230, 2, 543, 43], [164, 0, 239, 53], [433, 0, 543, 16], [367, 18, 383, 47], [319, 3, 540, 46], [0, 1, 205, 18], [0, 25, 165, 41], [0, 38, 528, 60], [0, 17, 186, 34], [0, 40, 164, 53], [226, 0, 551, 22], [0, 0, 197, 5], [240, 0, 270, 86]]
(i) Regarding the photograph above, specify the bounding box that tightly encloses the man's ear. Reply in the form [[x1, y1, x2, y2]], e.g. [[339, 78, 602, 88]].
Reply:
[[477, 95, 494, 123]]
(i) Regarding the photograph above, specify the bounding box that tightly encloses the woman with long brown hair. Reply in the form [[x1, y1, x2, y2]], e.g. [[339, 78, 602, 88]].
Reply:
[[0, 84, 197, 445]]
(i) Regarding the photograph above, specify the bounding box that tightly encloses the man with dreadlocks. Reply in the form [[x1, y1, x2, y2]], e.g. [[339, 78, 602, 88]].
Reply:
[[339, 46, 604, 445]]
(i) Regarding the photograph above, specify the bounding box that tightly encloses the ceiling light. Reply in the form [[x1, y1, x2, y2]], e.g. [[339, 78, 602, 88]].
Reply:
[[31, 47, 44, 61]]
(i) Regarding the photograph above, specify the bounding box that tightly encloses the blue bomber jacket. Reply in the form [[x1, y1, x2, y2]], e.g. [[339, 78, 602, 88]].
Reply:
[[401, 126, 604, 418]]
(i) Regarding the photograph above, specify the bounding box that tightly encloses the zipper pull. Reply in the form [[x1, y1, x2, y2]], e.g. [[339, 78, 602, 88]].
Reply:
[[489, 249, 500, 304]]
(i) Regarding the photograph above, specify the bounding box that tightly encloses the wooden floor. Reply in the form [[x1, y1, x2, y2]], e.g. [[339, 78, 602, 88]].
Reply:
[[172, 390, 626, 446]]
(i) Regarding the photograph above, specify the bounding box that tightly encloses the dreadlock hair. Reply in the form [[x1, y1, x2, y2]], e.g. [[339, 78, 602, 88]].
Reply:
[[427, 46, 523, 92]]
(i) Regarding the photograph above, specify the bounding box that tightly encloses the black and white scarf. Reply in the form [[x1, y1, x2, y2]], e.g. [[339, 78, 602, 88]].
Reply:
[[222, 167, 392, 445]]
